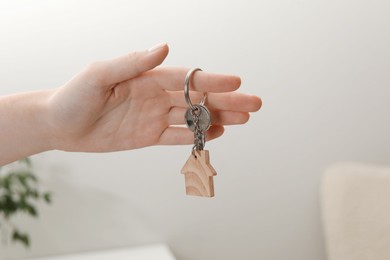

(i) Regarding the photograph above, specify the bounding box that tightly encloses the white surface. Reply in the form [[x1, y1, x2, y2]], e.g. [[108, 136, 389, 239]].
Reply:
[[1, 1, 390, 260], [27, 245, 175, 260]]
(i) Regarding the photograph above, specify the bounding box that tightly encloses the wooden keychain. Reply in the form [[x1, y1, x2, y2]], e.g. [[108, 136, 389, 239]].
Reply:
[[181, 68, 217, 198]]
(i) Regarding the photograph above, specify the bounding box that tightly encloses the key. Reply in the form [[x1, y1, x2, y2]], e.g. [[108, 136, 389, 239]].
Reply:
[[188, 104, 209, 151], [184, 104, 211, 132]]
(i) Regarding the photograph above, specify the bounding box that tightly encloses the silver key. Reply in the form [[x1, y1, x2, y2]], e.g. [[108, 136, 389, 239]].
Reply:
[[185, 104, 211, 132]]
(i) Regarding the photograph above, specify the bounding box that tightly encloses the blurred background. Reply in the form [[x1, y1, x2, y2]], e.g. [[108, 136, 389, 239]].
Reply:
[[1, 0, 389, 259]]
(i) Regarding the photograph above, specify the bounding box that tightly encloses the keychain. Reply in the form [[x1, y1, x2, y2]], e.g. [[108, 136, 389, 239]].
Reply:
[[181, 68, 217, 197]]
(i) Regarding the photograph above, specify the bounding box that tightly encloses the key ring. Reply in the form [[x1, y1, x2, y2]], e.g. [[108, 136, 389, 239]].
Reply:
[[184, 68, 207, 111]]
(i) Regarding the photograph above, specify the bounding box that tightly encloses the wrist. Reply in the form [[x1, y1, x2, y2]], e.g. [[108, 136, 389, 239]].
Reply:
[[32, 89, 57, 152], [0, 90, 55, 165]]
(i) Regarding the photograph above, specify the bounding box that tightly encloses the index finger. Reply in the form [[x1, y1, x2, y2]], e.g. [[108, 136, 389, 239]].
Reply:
[[139, 67, 241, 93]]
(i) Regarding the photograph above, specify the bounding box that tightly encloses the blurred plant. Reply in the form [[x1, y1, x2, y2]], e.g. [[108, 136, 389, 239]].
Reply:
[[0, 158, 52, 247]]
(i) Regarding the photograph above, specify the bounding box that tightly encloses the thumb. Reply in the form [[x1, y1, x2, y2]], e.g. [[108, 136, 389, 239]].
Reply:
[[86, 43, 169, 86]]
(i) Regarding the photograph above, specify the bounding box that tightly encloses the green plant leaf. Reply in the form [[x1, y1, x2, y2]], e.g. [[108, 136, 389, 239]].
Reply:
[[43, 192, 52, 204], [24, 203, 38, 217], [1, 194, 18, 217], [12, 230, 30, 247], [1, 157, 53, 247], [25, 189, 40, 199]]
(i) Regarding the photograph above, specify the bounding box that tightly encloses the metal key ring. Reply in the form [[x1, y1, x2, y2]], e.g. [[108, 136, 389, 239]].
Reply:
[[184, 68, 207, 111]]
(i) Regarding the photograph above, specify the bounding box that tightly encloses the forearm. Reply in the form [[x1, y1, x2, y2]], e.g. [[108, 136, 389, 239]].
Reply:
[[0, 90, 54, 166]]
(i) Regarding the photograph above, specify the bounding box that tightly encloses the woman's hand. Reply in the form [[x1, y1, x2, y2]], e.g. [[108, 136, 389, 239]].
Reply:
[[47, 43, 261, 152], [0, 43, 261, 165]]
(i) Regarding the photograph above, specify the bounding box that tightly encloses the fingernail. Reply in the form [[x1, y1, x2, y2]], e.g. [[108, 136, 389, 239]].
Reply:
[[148, 42, 167, 52]]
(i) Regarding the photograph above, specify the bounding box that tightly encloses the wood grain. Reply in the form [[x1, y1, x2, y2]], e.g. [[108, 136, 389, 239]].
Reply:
[[181, 150, 217, 197]]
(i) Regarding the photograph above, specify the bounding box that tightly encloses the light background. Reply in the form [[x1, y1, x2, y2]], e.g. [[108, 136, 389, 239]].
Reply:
[[1, 0, 389, 259]]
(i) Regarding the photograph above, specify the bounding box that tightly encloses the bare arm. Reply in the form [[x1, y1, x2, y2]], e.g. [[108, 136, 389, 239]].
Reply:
[[0, 90, 55, 165]]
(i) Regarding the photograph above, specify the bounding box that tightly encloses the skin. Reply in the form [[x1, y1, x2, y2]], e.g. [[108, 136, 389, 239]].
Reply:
[[0, 43, 262, 166]]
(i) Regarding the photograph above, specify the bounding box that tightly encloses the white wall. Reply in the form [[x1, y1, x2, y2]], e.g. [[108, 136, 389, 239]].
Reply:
[[1, 0, 389, 259]]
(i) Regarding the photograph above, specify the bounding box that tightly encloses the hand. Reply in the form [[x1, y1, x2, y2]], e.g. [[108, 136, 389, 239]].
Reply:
[[46, 43, 261, 152]]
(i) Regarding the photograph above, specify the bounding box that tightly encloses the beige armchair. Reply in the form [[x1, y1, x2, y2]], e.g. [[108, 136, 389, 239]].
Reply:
[[321, 163, 390, 260]]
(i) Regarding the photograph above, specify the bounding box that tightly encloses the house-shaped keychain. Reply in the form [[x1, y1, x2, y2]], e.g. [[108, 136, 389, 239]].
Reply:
[[181, 150, 217, 197]]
